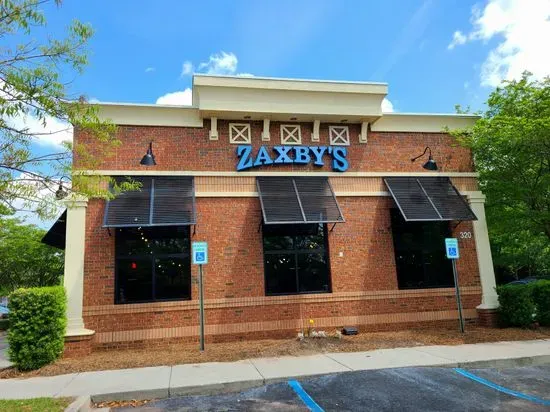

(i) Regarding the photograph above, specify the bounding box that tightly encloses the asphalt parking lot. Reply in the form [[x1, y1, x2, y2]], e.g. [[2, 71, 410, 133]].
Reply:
[[117, 365, 550, 411]]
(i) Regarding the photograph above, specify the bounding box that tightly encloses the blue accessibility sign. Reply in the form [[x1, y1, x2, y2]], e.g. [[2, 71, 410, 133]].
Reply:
[[445, 238, 459, 259], [192, 241, 208, 265]]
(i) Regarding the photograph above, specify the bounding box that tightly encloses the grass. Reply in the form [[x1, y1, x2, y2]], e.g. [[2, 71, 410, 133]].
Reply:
[[1, 325, 549, 380], [0, 397, 73, 412]]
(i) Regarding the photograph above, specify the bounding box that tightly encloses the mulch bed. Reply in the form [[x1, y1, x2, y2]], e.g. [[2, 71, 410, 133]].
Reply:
[[1, 326, 549, 379]]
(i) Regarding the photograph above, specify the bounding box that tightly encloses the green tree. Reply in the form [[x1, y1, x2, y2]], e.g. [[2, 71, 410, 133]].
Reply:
[[0, 0, 136, 221], [0, 216, 63, 295], [453, 73, 550, 280]]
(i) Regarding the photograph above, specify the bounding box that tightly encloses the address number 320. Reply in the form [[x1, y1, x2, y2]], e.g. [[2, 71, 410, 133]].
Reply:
[[460, 232, 472, 239]]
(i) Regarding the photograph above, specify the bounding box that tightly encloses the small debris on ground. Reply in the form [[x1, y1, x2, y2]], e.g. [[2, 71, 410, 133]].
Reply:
[[1, 326, 549, 379], [95, 399, 152, 409]]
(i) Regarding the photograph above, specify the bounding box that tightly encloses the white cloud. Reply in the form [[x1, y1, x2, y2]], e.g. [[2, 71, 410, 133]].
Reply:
[[181, 61, 194, 77], [447, 31, 467, 49], [178, 51, 253, 78], [198, 51, 238, 75], [0, 80, 72, 148], [145, 67, 155, 73], [157, 51, 253, 106], [155, 88, 193, 106], [382, 98, 394, 113], [5, 112, 73, 148], [10, 172, 65, 228], [448, 0, 550, 87]]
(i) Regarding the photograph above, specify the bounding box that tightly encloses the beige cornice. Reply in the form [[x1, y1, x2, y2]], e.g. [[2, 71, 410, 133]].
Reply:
[[372, 113, 479, 132], [193, 74, 388, 94], [97, 103, 203, 127], [93, 75, 479, 130]]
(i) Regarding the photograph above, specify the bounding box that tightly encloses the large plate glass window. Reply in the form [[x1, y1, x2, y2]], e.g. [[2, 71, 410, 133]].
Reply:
[[262, 224, 331, 295], [115, 226, 191, 304], [390, 209, 453, 289]]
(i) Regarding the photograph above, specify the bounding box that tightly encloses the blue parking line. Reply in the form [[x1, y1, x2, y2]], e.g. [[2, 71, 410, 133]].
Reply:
[[454, 368, 550, 406], [288, 380, 325, 412]]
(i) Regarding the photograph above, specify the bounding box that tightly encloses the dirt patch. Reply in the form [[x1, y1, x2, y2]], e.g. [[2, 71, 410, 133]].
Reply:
[[2, 326, 549, 379]]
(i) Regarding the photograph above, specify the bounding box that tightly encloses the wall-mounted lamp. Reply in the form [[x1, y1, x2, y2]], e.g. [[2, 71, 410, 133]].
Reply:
[[140, 142, 156, 166], [411, 146, 438, 171], [55, 176, 71, 200]]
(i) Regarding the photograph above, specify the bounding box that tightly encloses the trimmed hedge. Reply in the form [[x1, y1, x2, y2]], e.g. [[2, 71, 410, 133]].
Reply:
[[496, 284, 536, 327], [497, 280, 550, 327], [7, 286, 66, 370], [532, 280, 550, 326]]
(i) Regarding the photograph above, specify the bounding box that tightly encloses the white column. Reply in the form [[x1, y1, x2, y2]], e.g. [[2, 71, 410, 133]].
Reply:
[[62, 195, 94, 337], [468, 191, 499, 309]]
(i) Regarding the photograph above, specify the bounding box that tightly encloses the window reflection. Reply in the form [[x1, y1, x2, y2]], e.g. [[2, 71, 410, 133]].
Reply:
[[390, 209, 454, 289], [115, 226, 191, 304], [263, 224, 331, 295]]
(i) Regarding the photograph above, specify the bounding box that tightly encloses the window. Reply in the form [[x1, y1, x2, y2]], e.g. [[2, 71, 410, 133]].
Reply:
[[115, 226, 191, 304], [262, 224, 331, 295], [280, 124, 301, 144], [229, 123, 251, 144], [390, 209, 454, 289], [329, 126, 350, 146]]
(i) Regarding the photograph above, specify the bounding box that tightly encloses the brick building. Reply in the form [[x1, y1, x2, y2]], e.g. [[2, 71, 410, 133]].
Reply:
[[44, 75, 499, 356]]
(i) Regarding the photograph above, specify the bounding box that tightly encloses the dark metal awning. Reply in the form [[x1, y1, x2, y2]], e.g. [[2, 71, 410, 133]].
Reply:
[[103, 176, 196, 227], [384, 177, 476, 222], [41, 210, 67, 249], [256, 176, 345, 224]]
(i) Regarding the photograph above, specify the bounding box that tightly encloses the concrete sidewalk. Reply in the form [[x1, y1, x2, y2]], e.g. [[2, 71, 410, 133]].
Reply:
[[0, 339, 549, 401]]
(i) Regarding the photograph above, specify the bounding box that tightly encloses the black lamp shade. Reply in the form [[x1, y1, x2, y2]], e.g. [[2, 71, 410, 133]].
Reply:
[[140, 142, 156, 166], [423, 157, 438, 171], [140, 153, 156, 166], [55, 184, 67, 200]]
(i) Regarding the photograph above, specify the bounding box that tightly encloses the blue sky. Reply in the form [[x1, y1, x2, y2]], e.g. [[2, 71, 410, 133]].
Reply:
[[13, 0, 550, 227], [41, 0, 548, 113]]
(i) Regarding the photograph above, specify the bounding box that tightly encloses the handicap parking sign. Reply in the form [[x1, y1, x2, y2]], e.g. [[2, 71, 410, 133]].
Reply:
[[192, 242, 208, 265], [445, 238, 459, 259]]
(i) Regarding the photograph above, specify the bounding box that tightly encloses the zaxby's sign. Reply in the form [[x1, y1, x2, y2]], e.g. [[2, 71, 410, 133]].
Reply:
[[236, 145, 349, 172]]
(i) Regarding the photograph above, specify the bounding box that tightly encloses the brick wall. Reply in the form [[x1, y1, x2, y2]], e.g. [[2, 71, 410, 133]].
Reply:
[[75, 121, 474, 173], [76, 122, 482, 348]]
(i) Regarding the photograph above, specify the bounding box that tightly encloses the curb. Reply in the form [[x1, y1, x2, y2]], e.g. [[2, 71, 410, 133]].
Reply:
[[456, 354, 550, 369], [91, 388, 168, 403], [87, 354, 550, 403], [64, 396, 95, 412]]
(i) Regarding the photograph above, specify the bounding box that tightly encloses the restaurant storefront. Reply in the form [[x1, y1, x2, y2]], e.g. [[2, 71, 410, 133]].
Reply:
[[44, 75, 499, 356]]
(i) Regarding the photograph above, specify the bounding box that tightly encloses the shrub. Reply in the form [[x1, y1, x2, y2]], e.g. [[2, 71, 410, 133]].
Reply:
[[532, 280, 550, 326], [7, 286, 66, 370], [496, 284, 535, 327]]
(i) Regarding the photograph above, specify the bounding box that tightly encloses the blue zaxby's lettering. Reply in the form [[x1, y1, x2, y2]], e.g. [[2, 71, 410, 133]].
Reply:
[[236, 145, 349, 172]]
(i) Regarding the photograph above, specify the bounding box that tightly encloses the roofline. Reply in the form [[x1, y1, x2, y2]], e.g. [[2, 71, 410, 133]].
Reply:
[[192, 73, 388, 87], [94, 101, 198, 109], [95, 101, 479, 119], [381, 112, 481, 119]]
